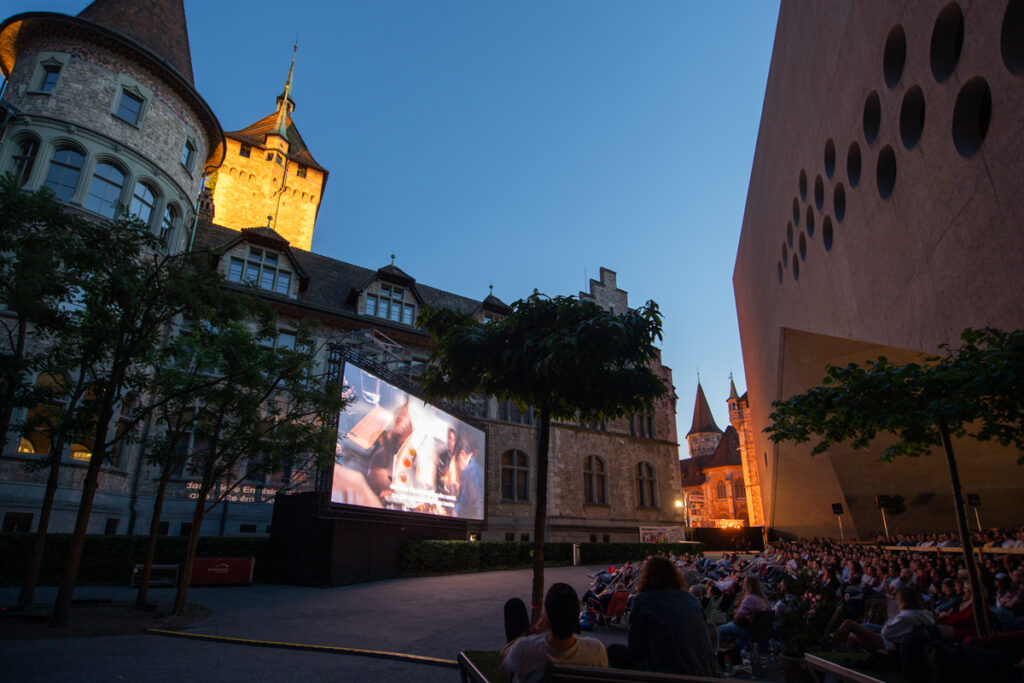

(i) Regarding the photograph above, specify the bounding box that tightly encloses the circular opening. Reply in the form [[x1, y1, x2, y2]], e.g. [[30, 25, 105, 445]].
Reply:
[[805, 207, 815, 238], [931, 3, 964, 82], [793, 258, 800, 281], [778, 261, 783, 284], [847, 141, 862, 187], [814, 175, 824, 209], [824, 139, 836, 178], [834, 183, 846, 221], [1003, 0, 1024, 73], [900, 86, 926, 149], [823, 216, 834, 251], [884, 25, 907, 88], [782, 243, 789, 266], [864, 91, 882, 143], [799, 170, 807, 200], [877, 145, 898, 198], [787, 221, 794, 247], [952, 77, 992, 157], [799, 232, 807, 260], [793, 197, 800, 225]]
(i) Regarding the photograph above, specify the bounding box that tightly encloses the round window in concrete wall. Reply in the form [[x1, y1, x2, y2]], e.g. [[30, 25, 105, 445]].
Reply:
[[787, 221, 794, 247], [799, 170, 807, 200], [834, 183, 846, 221], [884, 25, 907, 88], [782, 242, 789, 266], [793, 197, 800, 225], [814, 175, 824, 209], [822, 215, 834, 251], [778, 261, 783, 284], [864, 91, 882, 143], [799, 232, 807, 260], [877, 145, 898, 198], [824, 139, 836, 178], [1002, 0, 1024, 73], [793, 257, 800, 281], [900, 86, 926, 149], [805, 207, 815, 238], [847, 141, 862, 187], [931, 3, 964, 82], [952, 77, 992, 157]]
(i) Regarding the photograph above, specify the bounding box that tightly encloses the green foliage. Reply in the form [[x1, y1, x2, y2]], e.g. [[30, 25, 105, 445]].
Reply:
[[578, 541, 703, 565], [0, 533, 271, 586], [766, 328, 1024, 462], [419, 293, 668, 421]]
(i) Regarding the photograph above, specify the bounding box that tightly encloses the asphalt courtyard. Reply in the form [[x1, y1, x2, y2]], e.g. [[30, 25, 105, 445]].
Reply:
[[0, 564, 628, 682]]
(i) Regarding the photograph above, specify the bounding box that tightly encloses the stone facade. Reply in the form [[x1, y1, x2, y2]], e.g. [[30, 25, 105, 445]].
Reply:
[[728, 385, 764, 527]]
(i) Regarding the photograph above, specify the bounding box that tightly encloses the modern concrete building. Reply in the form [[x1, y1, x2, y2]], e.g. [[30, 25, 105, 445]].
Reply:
[[734, 0, 1024, 538]]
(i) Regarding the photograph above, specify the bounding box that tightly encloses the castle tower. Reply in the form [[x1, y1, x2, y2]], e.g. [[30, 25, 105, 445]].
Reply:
[[685, 381, 722, 458], [207, 45, 327, 252], [0, 0, 223, 252], [728, 376, 764, 527]]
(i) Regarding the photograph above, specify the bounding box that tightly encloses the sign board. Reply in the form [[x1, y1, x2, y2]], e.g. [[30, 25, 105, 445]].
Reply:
[[688, 493, 705, 502], [189, 557, 255, 586], [832, 503, 844, 515], [639, 526, 688, 543]]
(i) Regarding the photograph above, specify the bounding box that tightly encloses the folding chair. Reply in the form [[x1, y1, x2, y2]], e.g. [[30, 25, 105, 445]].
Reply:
[[588, 589, 629, 630]]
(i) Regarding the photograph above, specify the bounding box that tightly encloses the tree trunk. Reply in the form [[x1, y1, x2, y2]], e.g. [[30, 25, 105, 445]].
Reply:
[[136, 467, 173, 607], [17, 442, 63, 607], [530, 407, 551, 624], [173, 491, 207, 616], [938, 418, 990, 637], [49, 391, 118, 627]]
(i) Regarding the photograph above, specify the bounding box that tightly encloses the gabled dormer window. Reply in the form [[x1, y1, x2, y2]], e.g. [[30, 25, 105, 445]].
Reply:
[[364, 284, 415, 325], [228, 248, 292, 295]]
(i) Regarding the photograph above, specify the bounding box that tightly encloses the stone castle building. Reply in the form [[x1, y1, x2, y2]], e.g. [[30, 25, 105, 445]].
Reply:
[[733, 0, 1024, 538], [0, 0, 683, 541]]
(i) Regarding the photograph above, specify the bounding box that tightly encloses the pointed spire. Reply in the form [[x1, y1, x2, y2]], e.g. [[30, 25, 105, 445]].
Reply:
[[275, 42, 297, 140], [686, 381, 722, 437], [729, 372, 739, 400], [78, 0, 195, 84]]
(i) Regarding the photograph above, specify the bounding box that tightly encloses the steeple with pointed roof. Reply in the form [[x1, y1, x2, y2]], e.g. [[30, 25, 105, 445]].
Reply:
[[685, 381, 723, 458]]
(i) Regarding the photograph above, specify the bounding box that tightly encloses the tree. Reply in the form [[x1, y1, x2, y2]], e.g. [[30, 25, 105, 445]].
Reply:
[[766, 328, 1024, 636], [419, 293, 668, 621]]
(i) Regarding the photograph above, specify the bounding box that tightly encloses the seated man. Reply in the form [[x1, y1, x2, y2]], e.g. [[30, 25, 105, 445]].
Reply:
[[501, 583, 608, 682]]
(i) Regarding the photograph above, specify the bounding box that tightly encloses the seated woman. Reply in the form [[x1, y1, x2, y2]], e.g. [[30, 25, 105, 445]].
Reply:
[[718, 575, 770, 649], [832, 585, 935, 653], [610, 556, 719, 677], [937, 582, 977, 641]]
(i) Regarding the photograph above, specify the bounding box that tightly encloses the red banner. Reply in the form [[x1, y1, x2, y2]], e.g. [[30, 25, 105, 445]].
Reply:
[[189, 557, 254, 586]]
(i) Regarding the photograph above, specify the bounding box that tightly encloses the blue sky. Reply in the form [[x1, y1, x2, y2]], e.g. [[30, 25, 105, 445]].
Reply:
[[39, 0, 781, 455]]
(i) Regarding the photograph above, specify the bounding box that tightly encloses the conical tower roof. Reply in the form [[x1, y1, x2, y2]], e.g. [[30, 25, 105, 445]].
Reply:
[[78, 0, 194, 83], [685, 381, 722, 437]]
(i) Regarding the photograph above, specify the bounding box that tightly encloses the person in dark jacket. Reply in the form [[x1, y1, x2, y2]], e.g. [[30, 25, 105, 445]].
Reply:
[[612, 556, 721, 677]]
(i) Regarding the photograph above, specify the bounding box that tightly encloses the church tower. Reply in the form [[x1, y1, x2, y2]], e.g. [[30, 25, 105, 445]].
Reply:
[[207, 46, 327, 252], [728, 376, 765, 527], [685, 381, 722, 458]]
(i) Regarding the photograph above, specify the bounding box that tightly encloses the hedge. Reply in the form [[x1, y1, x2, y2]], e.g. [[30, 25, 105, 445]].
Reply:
[[0, 533, 271, 587], [400, 540, 704, 576]]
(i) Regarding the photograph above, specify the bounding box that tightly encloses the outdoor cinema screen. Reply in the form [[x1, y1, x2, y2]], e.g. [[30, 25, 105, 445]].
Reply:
[[330, 364, 486, 520]]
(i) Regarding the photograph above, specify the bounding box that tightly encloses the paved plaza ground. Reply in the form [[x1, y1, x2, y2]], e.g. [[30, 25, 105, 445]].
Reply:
[[0, 564, 630, 682]]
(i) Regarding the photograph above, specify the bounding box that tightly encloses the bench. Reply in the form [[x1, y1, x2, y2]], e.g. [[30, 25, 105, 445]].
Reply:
[[130, 563, 179, 587], [457, 651, 727, 682]]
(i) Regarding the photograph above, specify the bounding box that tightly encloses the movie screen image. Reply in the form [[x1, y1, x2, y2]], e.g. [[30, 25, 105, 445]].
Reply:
[[331, 364, 486, 520]]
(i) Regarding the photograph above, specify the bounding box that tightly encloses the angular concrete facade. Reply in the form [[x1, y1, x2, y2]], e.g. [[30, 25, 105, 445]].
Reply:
[[734, 1, 1024, 538]]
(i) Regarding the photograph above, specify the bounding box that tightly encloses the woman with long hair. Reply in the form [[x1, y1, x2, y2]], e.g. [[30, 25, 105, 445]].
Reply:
[[717, 575, 770, 649]]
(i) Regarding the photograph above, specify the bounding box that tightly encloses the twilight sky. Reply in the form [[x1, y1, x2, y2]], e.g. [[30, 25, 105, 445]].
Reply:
[[36, 0, 782, 456]]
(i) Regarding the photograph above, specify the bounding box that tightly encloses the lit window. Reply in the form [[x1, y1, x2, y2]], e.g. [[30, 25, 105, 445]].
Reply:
[[228, 248, 292, 294], [296, 164, 307, 178], [84, 162, 125, 218], [239, 144, 251, 158], [129, 182, 157, 225], [181, 141, 196, 171], [635, 462, 657, 508], [583, 455, 607, 505], [115, 89, 144, 125], [364, 284, 416, 324], [9, 137, 38, 188], [501, 450, 530, 502], [44, 147, 84, 201], [37, 64, 61, 92]]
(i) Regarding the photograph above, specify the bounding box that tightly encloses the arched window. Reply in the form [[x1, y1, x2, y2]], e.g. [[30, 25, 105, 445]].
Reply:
[[734, 478, 745, 500], [583, 455, 607, 505], [8, 136, 39, 187], [129, 181, 157, 226], [501, 449, 530, 502], [85, 161, 125, 218], [716, 480, 728, 501], [635, 461, 657, 508], [162, 203, 180, 240], [44, 146, 85, 201]]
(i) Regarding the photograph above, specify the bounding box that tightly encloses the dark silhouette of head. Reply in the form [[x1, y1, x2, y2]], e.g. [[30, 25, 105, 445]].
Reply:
[[637, 556, 684, 592], [544, 583, 580, 638]]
